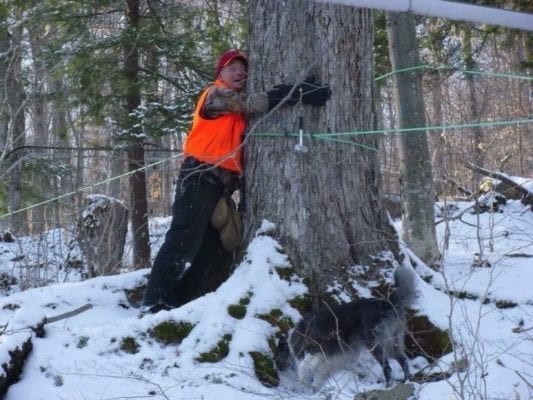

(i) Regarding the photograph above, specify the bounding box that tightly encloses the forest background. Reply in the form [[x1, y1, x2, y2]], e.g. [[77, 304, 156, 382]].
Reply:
[[0, 0, 531, 278], [0, 1, 532, 399]]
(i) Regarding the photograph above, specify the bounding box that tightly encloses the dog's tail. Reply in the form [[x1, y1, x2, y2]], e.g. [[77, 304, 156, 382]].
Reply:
[[275, 333, 293, 371], [391, 265, 418, 310]]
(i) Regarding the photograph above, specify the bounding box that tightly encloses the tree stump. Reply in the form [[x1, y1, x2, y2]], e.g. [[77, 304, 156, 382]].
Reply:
[[78, 194, 128, 277]]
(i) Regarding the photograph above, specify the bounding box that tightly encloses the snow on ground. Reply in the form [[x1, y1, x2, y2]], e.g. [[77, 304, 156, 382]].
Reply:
[[0, 194, 532, 400]]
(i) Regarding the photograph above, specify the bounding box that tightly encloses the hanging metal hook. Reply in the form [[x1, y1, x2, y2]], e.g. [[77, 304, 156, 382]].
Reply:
[[294, 87, 308, 153]]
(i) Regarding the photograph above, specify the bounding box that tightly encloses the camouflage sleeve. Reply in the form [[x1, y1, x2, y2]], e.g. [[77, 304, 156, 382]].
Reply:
[[202, 87, 269, 119]]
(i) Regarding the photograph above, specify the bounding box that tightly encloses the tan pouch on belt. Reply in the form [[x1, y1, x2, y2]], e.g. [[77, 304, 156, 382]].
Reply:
[[211, 197, 242, 252]]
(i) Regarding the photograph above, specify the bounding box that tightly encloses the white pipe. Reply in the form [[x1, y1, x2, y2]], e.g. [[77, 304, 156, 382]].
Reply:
[[317, 0, 533, 31]]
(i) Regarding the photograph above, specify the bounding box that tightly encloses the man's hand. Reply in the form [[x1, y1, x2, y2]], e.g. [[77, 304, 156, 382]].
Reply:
[[298, 75, 332, 106]]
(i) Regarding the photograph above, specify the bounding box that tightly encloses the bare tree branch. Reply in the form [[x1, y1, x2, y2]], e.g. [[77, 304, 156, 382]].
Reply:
[[45, 304, 93, 324]]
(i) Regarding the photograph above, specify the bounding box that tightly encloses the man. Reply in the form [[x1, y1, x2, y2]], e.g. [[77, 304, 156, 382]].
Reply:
[[142, 49, 331, 312]]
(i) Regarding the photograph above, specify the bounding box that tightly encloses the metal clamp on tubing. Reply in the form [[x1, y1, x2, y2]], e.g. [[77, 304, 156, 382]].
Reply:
[[295, 88, 308, 153]]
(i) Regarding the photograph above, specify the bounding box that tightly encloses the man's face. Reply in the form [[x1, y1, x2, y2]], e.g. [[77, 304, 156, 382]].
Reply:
[[219, 59, 247, 92]]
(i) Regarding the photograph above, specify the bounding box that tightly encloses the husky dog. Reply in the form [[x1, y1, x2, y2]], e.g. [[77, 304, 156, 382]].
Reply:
[[277, 265, 418, 391]]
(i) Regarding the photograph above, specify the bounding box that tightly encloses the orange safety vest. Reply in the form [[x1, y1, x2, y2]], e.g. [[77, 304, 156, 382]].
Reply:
[[183, 80, 246, 174]]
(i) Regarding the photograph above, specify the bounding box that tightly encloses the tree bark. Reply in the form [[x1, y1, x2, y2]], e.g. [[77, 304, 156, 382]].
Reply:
[[386, 11, 441, 266], [28, 25, 49, 235], [247, 1, 396, 300], [0, 7, 8, 156], [4, 8, 28, 235], [124, 0, 151, 268], [51, 76, 72, 231], [462, 26, 484, 187]]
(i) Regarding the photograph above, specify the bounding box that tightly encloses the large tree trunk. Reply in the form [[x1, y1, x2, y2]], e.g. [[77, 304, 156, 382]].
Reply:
[[5, 10, 28, 235], [462, 26, 484, 187], [246, 1, 396, 300], [124, 0, 151, 268], [51, 77, 72, 215], [386, 11, 441, 267], [0, 8, 9, 171], [28, 25, 49, 234]]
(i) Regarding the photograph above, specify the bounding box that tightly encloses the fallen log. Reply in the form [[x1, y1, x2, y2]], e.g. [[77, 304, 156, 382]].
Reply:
[[463, 162, 532, 208]]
